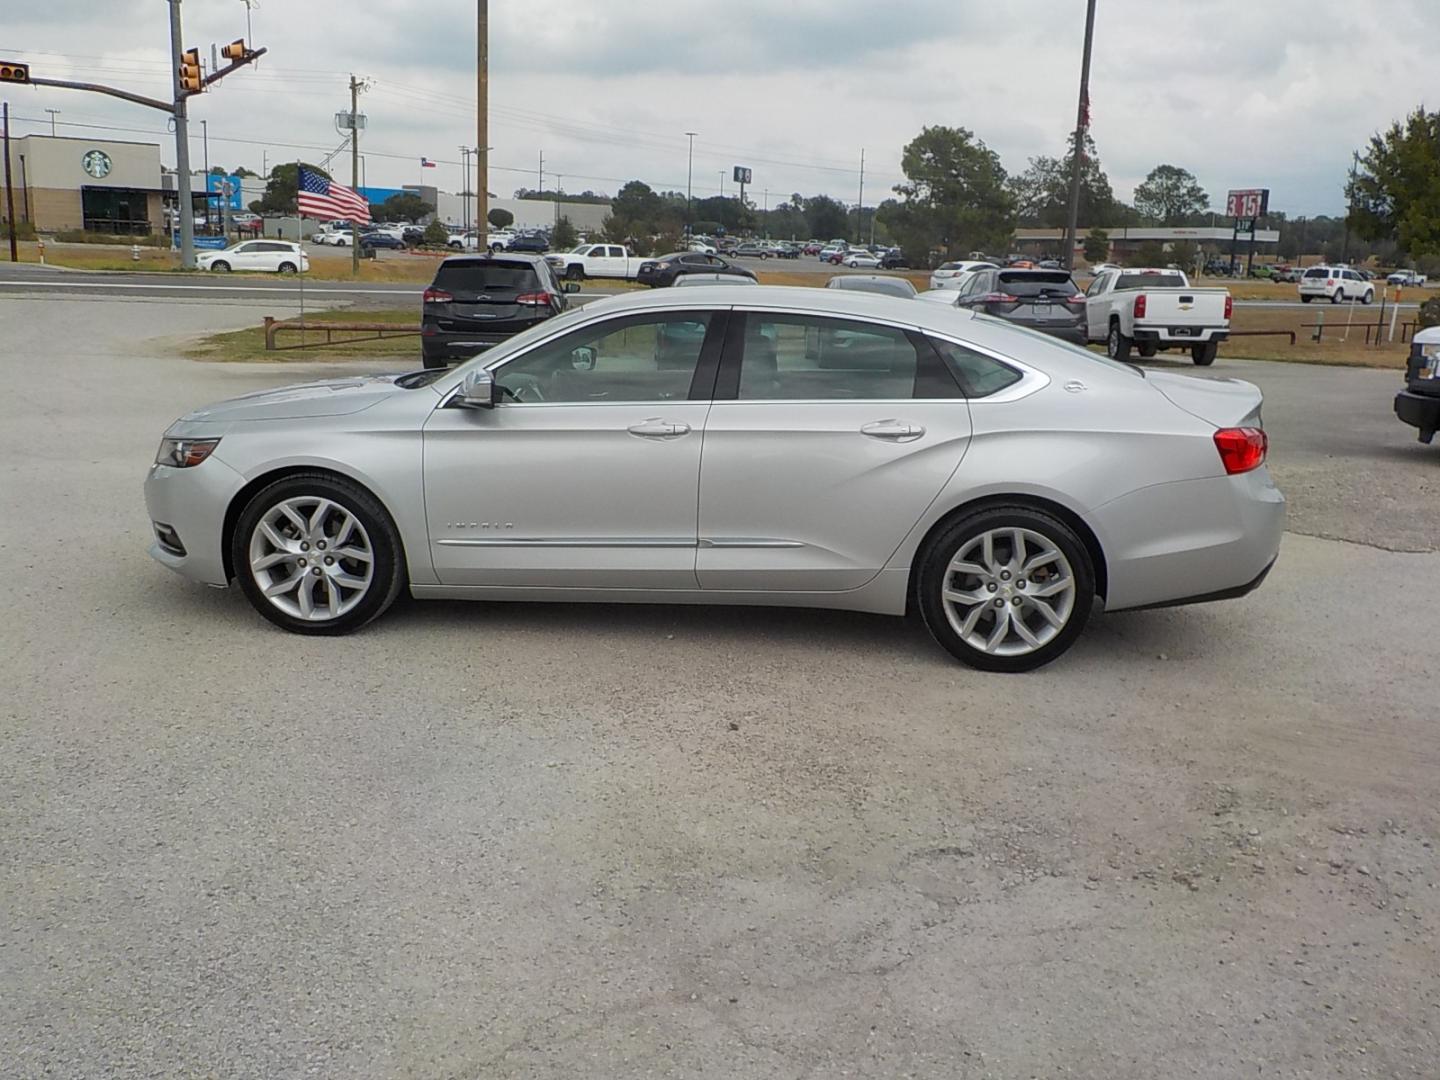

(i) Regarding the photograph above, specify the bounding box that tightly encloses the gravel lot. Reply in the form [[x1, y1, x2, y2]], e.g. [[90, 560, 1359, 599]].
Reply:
[[2, 294, 1438, 1079]]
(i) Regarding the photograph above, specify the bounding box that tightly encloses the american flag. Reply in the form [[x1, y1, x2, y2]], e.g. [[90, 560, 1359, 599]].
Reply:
[[297, 167, 371, 222]]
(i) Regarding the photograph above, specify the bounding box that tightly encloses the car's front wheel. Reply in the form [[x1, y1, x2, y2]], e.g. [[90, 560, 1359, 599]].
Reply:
[[916, 507, 1095, 672], [210, 260, 231, 273], [232, 474, 406, 635], [1362, 289, 1374, 305]]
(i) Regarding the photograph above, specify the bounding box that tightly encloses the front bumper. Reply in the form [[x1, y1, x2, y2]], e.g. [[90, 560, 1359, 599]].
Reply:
[[1395, 390, 1440, 442], [143, 455, 247, 586]]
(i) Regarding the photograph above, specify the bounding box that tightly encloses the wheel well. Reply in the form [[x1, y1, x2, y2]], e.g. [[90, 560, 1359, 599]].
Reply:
[[906, 494, 1109, 605], [220, 466, 397, 581]]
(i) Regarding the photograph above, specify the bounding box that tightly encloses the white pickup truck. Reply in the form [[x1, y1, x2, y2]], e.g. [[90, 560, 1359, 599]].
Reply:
[[1085, 268, 1231, 366], [546, 243, 644, 281]]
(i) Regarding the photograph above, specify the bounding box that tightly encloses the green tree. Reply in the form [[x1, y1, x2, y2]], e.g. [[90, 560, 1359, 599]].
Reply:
[[1082, 228, 1110, 264], [374, 192, 433, 223], [488, 207, 514, 229], [1009, 132, 1118, 227], [802, 194, 849, 240], [422, 219, 449, 247], [881, 125, 1015, 263], [1170, 239, 1200, 273], [1349, 107, 1440, 257], [1133, 164, 1210, 225], [1132, 240, 1168, 267], [250, 162, 329, 216], [551, 215, 578, 249]]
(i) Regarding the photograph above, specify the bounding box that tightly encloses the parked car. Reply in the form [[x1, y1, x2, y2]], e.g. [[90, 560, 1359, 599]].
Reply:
[[546, 243, 645, 281], [669, 273, 758, 287], [731, 242, 772, 260], [197, 240, 308, 274], [231, 211, 262, 230], [842, 251, 882, 269], [506, 233, 550, 254], [420, 254, 576, 368], [878, 249, 909, 270], [915, 288, 968, 307], [801, 242, 823, 256], [1395, 325, 1440, 444], [636, 252, 757, 288], [1298, 265, 1374, 304], [950, 268, 1088, 345], [1084, 268, 1231, 365], [1388, 269, 1428, 287], [687, 240, 717, 255], [359, 232, 405, 251], [771, 243, 801, 259], [144, 286, 1284, 672], [818, 243, 847, 262], [930, 260, 997, 290], [825, 275, 917, 299]]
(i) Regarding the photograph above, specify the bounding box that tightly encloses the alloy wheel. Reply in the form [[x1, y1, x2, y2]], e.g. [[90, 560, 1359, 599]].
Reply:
[[247, 496, 375, 621], [940, 527, 1076, 657]]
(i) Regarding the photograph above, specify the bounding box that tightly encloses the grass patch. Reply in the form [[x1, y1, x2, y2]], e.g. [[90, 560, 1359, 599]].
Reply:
[[185, 308, 422, 364], [1221, 304, 1410, 367]]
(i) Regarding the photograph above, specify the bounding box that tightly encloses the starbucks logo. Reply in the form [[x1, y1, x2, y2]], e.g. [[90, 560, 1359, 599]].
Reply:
[[81, 150, 112, 179]]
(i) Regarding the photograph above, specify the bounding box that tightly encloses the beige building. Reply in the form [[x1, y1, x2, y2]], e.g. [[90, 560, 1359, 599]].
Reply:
[[2, 134, 166, 234]]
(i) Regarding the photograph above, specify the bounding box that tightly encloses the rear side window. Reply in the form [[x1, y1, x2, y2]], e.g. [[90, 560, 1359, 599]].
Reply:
[[997, 271, 1078, 297], [1116, 272, 1185, 290], [433, 261, 539, 291], [1303, 267, 1328, 279], [928, 338, 1023, 398]]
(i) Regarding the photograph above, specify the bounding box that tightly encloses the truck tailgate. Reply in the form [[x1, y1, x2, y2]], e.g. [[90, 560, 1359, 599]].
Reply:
[[1138, 289, 1229, 326]]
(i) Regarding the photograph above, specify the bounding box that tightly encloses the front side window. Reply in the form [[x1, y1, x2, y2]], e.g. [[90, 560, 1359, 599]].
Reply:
[[495, 313, 712, 404], [734, 314, 958, 401]]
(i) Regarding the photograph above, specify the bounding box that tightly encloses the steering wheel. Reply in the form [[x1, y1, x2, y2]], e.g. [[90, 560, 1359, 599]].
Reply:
[[500, 373, 546, 403]]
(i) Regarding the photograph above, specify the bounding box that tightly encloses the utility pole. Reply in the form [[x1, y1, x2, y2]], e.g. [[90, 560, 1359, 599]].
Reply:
[[538, 149, 544, 198], [1341, 149, 1359, 264], [200, 117, 209, 232], [856, 148, 865, 245], [685, 131, 697, 227], [168, 0, 196, 269], [44, 108, 60, 136], [1063, 0, 1097, 272], [476, 0, 488, 235], [4, 102, 18, 261], [350, 72, 360, 275], [459, 146, 470, 233]]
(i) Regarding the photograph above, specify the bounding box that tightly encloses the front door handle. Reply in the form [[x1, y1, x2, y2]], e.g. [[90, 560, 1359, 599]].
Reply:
[[627, 418, 691, 439], [860, 419, 925, 442]]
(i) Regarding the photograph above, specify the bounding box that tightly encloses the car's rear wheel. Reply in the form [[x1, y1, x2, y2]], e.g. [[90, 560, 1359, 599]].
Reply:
[[1301, 295, 1313, 303], [277, 262, 297, 274], [1331, 289, 1343, 304], [1106, 321, 1133, 362], [916, 507, 1095, 672], [210, 260, 231, 273], [232, 474, 405, 636], [567, 265, 585, 281], [1191, 342, 1218, 366], [1139, 340, 1158, 358]]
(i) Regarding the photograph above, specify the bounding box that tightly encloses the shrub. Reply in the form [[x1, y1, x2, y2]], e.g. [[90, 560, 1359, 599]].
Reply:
[[422, 219, 450, 247], [1418, 296, 1440, 329]]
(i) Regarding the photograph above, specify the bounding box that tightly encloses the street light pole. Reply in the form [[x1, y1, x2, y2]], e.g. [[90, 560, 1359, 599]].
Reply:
[[684, 131, 697, 226], [1062, 0, 1097, 272]]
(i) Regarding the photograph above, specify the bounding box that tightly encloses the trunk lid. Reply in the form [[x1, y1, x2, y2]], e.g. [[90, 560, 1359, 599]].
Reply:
[[1146, 370, 1264, 429]]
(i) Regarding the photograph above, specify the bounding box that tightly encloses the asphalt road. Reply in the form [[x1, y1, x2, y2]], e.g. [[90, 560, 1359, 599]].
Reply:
[[3, 293, 1438, 1079]]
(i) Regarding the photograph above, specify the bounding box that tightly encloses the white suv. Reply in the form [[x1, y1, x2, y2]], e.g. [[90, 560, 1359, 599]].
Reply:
[[1298, 265, 1374, 304], [930, 260, 997, 290]]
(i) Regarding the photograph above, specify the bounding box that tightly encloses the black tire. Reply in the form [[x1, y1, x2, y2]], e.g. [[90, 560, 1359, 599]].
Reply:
[[915, 506, 1095, 673], [1138, 341, 1158, 358], [1106, 320, 1132, 362], [566, 265, 585, 282], [231, 473, 406, 636], [277, 261, 297, 274], [211, 260, 231, 273], [421, 353, 448, 370], [1191, 341, 1218, 366], [1362, 289, 1374, 305], [1331, 289, 1343, 304], [1301, 295, 1313, 303]]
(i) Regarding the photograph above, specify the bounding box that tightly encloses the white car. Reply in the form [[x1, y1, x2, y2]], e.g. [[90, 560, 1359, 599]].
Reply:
[[818, 244, 847, 261], [1298, 265, 1374, 304], [688, 240, 717, 255], [843, 251, 882, 269], [1387, 269, 1427, 287], [197, 240, 308, 274], [916, 288, 966, 307], [930, 260, 997, 290]]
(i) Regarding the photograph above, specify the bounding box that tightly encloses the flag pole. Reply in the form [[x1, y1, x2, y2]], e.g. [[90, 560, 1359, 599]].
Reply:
[[296, 157, 306, 335]]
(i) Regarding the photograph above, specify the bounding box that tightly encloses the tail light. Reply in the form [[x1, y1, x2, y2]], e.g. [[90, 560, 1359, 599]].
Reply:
[[1068, 292, 1086, 305], [515, 291, 553, 305], [1133, 293, 1147, 319], [980, 292, 1018, 304], [1326, 279, 1335, 286], [1214, 427, 1268, 474], [1223, 294, 1233, 319], [422, 287, 453, 303]]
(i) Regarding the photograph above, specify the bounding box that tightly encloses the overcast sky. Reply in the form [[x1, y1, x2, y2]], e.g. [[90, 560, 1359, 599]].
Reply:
[[6, 0, 1436, 216]]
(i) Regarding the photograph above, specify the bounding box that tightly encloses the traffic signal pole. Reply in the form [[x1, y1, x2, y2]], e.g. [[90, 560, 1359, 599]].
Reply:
[[168, 0, 195, 269]]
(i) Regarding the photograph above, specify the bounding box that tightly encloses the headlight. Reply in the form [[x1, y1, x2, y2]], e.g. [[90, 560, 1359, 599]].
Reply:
[[155, 437, 221, 468]]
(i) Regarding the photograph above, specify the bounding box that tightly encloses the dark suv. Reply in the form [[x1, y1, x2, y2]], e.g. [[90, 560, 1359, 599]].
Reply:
[[421, 254, 574, 368]]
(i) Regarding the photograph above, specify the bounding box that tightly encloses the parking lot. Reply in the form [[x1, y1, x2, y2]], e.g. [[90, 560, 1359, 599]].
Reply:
[[3, 292, 1439, 1078]]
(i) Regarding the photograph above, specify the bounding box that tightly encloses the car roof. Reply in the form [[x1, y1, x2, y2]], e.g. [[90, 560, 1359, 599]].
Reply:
[[439, 252, 549, 267]]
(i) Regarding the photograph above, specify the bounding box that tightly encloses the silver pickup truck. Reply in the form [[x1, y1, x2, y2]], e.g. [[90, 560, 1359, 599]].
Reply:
[[1084, 268, 1232, 366]]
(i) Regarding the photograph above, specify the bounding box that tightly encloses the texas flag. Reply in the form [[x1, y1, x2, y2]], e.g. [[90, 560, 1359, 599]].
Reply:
[[420, 157, 438, 168]]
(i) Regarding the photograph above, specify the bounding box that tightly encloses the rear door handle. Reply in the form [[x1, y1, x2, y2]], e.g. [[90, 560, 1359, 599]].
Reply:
[[627, 418, 691, 439], [860, 420, 925, 442]]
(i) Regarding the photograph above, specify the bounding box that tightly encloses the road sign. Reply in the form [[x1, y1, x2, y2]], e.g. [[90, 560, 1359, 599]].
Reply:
[[733, 166, 752, 185], [1232, 217, 1255, 233], [1225, 188, 1269, 219]]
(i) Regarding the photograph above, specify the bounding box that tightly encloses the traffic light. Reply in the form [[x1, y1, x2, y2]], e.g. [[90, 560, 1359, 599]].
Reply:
[[220, 39, 247, 62], [178, 48, 203, 93], [0, 60, 29, 84]]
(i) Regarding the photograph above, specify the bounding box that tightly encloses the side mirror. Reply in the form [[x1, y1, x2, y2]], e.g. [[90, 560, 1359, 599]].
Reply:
[[457, 367, 501, 409], [563, 281, 581, 294], [570, 345, 597, 371]]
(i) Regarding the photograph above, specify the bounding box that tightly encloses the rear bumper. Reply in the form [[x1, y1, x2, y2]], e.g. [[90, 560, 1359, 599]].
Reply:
[[421, 321, 544, 358], [1395, 389, 1440, 440], [1134, 327, 1229, 344]]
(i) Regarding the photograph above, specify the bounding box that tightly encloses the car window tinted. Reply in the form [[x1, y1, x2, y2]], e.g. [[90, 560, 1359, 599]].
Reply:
[[927, 338, 1023, 398], [1116, 272, 1186, 289], [495, 313, 711, 403], [997, 272, 1078, 296], [735, 314, 956, 401], [1303, 267, 1328, 279], [433, 261, 539, 291]]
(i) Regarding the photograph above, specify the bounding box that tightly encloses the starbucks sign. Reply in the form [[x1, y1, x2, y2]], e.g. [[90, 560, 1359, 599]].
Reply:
[[81, 149, 112, 179]]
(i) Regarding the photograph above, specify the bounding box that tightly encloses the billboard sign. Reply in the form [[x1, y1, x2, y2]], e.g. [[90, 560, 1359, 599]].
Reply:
[[732, 165, 752, 185], [1225, 188, 1269, 219], [205, 172, 245, 210]]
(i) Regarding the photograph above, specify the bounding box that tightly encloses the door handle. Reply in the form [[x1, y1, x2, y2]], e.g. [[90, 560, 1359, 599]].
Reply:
[[627, 418, 691, 438], [860, 419, 925, 442]]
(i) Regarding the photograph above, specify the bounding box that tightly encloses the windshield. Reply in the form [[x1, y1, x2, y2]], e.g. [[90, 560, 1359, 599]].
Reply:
[[998, 271, 1076, 296]]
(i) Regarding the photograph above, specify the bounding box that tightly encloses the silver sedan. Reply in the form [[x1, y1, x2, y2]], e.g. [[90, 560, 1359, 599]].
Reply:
[[144, 287, 1284, 671]]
